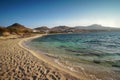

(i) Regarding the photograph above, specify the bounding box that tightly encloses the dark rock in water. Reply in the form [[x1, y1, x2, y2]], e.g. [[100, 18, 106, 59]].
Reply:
[[81, 52, 102, 57], [112, 64, 120, 68], [84, 40, 101, 43], [93, 60, 101, 64], [58, 45, 66, 48], [75, 54, 81, 56], [89, 53, 101, 57], [65, 48, 89, 53], [116, 53, 120, 56], [106, 45, 117, 48], [65, 49, 78, 53]]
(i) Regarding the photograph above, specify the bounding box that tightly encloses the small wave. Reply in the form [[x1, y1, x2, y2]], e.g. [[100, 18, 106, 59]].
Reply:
[[54, 59, 78, 72]]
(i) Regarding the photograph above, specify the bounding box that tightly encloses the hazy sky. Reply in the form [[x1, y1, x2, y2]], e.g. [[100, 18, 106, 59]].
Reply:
[[0, 0, 120, 28]]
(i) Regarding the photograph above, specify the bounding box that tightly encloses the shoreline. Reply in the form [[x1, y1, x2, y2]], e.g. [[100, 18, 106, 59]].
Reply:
[[20, 34, 120, 80], [19, 34, 88, 80], [0, 35, 81, 80], [1, 34, 119, 79]]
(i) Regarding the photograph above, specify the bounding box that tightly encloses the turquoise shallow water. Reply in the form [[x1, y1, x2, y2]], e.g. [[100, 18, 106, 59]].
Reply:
[[25, 32, 120, 80], [28, 32, 120, 68]]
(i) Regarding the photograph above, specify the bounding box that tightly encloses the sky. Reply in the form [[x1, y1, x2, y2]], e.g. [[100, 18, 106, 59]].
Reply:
[[0, 0, 120, 28]]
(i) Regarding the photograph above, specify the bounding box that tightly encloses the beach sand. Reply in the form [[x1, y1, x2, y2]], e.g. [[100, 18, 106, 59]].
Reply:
[[0, 35, 90, 80]]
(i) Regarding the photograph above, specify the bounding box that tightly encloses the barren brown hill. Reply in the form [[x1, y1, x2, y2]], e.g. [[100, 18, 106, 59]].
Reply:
[[49, 26, 70, 33], [7, 23, 32, 34], [34, 26, 49, 33]]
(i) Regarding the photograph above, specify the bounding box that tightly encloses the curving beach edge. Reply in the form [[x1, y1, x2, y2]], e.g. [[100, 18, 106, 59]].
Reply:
[[0, 34, 93, 80], [19, 34, 90, 80]]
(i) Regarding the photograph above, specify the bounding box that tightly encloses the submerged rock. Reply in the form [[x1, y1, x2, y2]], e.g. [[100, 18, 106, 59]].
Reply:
[[112, 64, 120, 68], [93, 60, 101, 64]]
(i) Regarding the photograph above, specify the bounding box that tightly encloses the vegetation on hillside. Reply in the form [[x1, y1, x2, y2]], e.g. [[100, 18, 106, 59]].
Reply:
[[0, 23, 32, 36]]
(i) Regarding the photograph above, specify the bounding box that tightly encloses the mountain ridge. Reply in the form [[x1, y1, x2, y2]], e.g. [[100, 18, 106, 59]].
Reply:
[[1, 23, 120, 36], [34, 24, 120, 33]]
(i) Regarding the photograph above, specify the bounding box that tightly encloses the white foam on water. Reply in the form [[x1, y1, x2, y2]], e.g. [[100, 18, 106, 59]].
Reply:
[[54, 59, 77, 72]]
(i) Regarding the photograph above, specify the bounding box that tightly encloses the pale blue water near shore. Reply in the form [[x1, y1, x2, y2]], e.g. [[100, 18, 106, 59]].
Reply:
[[26, 31, 120, 80]]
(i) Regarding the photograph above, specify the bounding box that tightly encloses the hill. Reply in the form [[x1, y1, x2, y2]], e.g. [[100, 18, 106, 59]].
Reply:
[[0, 23, 33, 36], [34, 26, 49, 33], [0, 26, 10, 36], [34, 26, 70, 33], [75, 24, 120, 31], [35, 24, 120, 33], [7, 23, 26, 29], [49, 26, 70, 33], [7, 23, 32, 34]]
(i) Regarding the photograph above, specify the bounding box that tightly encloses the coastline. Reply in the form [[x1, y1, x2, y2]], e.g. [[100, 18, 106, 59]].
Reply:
[[19, 34, 90, 80], [0, 34, 119, 80], [20, 34, 120, 80], [0, 35, 80, 80]]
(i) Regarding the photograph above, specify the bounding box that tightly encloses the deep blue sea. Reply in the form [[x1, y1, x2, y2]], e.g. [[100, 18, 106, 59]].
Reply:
[[28, 32, 120, 68]]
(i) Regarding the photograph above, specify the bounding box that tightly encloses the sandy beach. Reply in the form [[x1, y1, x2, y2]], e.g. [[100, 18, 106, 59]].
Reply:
[[0, 35, 92, 80]]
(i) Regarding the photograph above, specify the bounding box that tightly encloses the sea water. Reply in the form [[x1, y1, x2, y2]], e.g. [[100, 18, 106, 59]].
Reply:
[[26, 31, 120, 79]]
